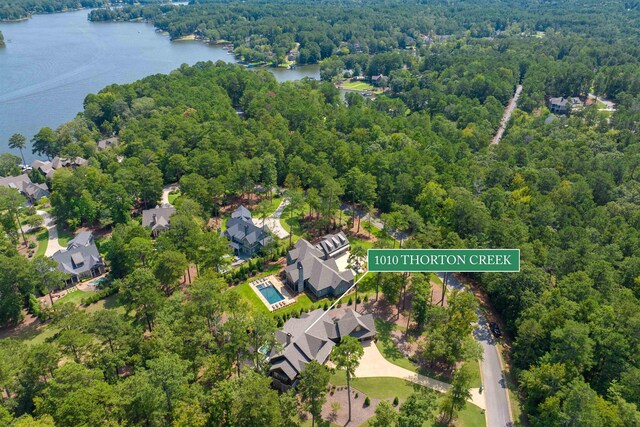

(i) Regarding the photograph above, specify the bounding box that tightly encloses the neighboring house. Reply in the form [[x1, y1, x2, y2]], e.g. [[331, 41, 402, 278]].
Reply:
[[97, 136, 119, 151], [31, 156, 88, 179], [0, 174, 49, 203], [51, 231, 105, 284], [371, 74, 387, 87], [142, 206, 176, 237], [548, 97, 584, 115], [545, 114, 560, 125], [223, 205, 272, 256], [284, 236, 354, 299], [270, 308, 375, 390], [314, 231, 350, 260]]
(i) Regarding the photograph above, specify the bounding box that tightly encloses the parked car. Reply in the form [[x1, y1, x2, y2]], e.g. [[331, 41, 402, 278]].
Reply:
[[489, 322, 502, 338]]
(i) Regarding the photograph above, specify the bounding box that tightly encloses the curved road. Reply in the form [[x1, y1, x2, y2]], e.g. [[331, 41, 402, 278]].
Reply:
[[439, 273, 513, 427]]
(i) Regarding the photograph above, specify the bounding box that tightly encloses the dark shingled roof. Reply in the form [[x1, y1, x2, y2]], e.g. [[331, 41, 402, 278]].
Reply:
[[269, 309, 375, 382], [51, 231, 103, 277]]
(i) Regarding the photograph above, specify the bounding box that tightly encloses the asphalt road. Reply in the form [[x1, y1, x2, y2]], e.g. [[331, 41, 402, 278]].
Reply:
[[438, 273, 513, 427]]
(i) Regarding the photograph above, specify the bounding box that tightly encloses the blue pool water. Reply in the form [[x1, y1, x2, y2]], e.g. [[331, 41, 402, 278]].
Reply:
[[257, 282, 285, 304]]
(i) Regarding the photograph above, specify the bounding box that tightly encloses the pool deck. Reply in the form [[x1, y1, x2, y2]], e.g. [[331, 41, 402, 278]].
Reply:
[[250, 275, 295, 312]]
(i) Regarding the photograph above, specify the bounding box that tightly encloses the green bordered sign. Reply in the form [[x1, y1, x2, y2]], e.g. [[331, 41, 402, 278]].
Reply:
[[367, 249, 520, 273]]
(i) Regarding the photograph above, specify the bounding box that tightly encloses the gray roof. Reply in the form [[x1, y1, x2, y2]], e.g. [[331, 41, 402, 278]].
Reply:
[[231, 205, 252, 219], [142, 207, 176, 232], [337, 309, 376, 340], [285, 238, 354, 295], [51, 232, 103, 276], [224, 216, 271, 247], [97, 137, 119, 150], [31, 156, 87, 179], [315, 231, 349, 258], [545, 114, 559, 124], [67, 231, 93, 249], [270, 309, 375, 382], [0, 174, 49, 201]]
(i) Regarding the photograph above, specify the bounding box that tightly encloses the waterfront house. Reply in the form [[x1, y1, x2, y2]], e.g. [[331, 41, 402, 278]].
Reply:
[[0, 174, 49, 203]]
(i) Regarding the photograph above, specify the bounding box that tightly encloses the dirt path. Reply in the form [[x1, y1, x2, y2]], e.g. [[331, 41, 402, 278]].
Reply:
[[491, 84, 523, 145]]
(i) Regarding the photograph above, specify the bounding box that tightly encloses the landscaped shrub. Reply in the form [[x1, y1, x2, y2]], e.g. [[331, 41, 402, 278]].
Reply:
[[364, 397, 370, 406], [27, 293, 41, 318], [354, 392, 359, 399], [393, 397, 399, 406], [337, 302, 342, 308], [364, 295, 369, 302], [347, 297, 353, 305], [323, 302, 329, 310], [81, 286, 118, 305], [356, 296, 361, 304], [28, 241, 36, 249]]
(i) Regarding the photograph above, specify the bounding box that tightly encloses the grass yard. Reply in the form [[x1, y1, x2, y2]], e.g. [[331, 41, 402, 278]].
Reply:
[[85, 294, 126, 314], [342, 81, 378, 92], [330, 373, 420, 401], [54, 289, 99, 306], [56, 226, 74, 247], [329, 374, 486, 427], [34, 228, 48, 257], [231, 272, 330, 317], [168, 190, 181, 205], [264, 195, 283, 216]]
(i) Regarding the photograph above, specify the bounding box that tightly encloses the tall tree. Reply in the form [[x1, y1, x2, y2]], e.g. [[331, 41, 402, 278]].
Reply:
[[286, 188, 304, 248], [298, 360, 331, 427], [0, 187, 28, 246], [32, 256, 68, 306], [439, 363, 472, 424], [8, 133, 27, 167], [331, 336, 364, 423]]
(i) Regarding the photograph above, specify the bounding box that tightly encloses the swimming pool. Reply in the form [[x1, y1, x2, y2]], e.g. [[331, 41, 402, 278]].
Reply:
[[256, 282, 285, 304]]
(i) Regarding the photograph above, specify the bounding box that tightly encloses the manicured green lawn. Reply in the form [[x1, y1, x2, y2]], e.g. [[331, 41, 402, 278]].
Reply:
[[330, 372, 419, 400], [330, 373, 486, 427], [232, 280, 269, 314], [231, 270, 330, 317], [342, 81, 378, 92], [264, 195, 282, 216], [54, 289, 99, 306], [56, 226, 74, 247], [34, 228, 48, 258], [168, 190, 181, 205], [85, 294, 126, 314]]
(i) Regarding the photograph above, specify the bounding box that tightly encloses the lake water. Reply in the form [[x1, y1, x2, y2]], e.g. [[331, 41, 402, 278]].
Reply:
[[0, 9, 320, 163]]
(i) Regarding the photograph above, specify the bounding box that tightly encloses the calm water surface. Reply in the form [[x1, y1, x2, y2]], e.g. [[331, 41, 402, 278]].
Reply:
[[0, 9, 319, 162]]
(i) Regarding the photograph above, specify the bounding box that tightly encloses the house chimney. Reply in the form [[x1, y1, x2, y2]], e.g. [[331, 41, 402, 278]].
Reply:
[[286, 332, 292, 346], [297, 262, 305, 294]]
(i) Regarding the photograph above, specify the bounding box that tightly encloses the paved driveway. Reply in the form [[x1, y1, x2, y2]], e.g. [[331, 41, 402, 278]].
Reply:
[[38, 210, 64, 256], [354, 341, 486, 410], [254, 198, 290, 239]]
